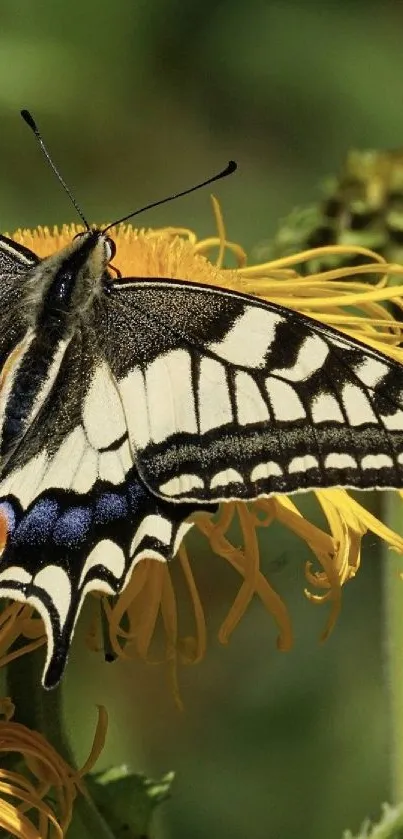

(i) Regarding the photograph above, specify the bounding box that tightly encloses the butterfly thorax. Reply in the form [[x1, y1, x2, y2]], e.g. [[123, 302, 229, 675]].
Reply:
[[0, 231, 111, 467], [24, 230, 110, 330]]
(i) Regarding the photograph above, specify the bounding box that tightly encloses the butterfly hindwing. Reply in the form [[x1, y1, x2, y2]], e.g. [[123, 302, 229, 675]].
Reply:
[[0, 327, 206, 686], [0, 472, 200, 687], [100, 278, 403, 501]]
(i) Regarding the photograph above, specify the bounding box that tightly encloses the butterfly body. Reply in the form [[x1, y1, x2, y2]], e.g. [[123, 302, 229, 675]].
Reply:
[[1, 229, 403, 686], [0, 232, 113, 468]]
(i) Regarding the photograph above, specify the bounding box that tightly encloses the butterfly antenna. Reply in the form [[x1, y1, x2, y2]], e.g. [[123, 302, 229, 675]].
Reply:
[[102, 159, 237, 233], [21, 109, 90, 231]]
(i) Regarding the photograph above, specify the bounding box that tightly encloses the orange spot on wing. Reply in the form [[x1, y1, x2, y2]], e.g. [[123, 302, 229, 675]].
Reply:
[[0, 509, 8, 551]]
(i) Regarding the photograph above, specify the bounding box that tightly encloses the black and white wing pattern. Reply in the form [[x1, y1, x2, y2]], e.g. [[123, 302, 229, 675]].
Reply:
[[0, 235, 39, 369], [100, 278, 403, 501], [0, 328, 211, 688]]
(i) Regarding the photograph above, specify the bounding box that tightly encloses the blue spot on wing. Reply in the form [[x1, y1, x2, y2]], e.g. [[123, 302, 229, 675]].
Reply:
[[52, 506, 92, 547], [94, 492, 128, 523], [12, 498, 60, 546], [127, 480, 150, 510]]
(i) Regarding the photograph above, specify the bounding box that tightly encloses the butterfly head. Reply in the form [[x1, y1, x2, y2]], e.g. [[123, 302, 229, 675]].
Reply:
[[26, 229, 116, 328], [69, 228, 116, 282]]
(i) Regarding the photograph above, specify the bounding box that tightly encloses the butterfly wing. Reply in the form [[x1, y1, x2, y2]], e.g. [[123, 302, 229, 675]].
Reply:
[[0, 235, 39, 369], [101, 277, 403, 501], [0, 328, 205, 687]]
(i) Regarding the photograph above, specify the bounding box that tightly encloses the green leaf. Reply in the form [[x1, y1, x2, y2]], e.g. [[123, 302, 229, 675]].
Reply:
[[87, 765, 174, 839], [343, 802, 403, 839]]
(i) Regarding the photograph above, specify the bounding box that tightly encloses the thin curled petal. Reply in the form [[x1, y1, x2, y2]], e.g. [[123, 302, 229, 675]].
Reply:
[[196, 509, 294, 652], [0, 703, 107, 837], [176, 543, 207, 664]]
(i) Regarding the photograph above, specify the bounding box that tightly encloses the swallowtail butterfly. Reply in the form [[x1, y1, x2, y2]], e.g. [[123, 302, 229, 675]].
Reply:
[[2, 114, 403, 689]]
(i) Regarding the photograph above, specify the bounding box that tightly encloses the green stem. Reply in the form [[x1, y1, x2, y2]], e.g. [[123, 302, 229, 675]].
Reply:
[[6, 648, 74, 760], [5, 650, 117, 839], [383, 493, 403, 801]]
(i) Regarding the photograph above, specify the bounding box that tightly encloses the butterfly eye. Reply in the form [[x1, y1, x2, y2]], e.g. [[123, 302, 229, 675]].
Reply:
[[105, 236, 116, 262], [72, 231, 87, 242]]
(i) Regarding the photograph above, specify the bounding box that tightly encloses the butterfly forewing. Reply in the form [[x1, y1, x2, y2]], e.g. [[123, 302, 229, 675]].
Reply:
[[102, 279, 403, 501], [0, 235, 39, 378]]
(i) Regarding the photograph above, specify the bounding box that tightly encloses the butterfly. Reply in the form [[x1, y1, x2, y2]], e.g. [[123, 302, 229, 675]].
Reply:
[[1, 225, 403, 688], [2, 113, 403, 689]]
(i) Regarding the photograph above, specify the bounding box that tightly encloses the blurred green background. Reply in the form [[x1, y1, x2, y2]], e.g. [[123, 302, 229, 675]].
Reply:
[[2, 1, 403, 837]]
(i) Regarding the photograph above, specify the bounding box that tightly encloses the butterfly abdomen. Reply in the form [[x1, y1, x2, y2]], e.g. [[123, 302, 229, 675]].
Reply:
[[0, 333, 71, 467]]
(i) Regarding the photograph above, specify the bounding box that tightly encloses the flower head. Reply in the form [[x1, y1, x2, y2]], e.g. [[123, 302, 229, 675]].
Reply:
[[3, 201, 403, 701]]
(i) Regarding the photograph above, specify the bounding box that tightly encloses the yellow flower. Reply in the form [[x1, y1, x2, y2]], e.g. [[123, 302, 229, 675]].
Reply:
[[0, 699, 106, 838], [3, 200, 403, 703]]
